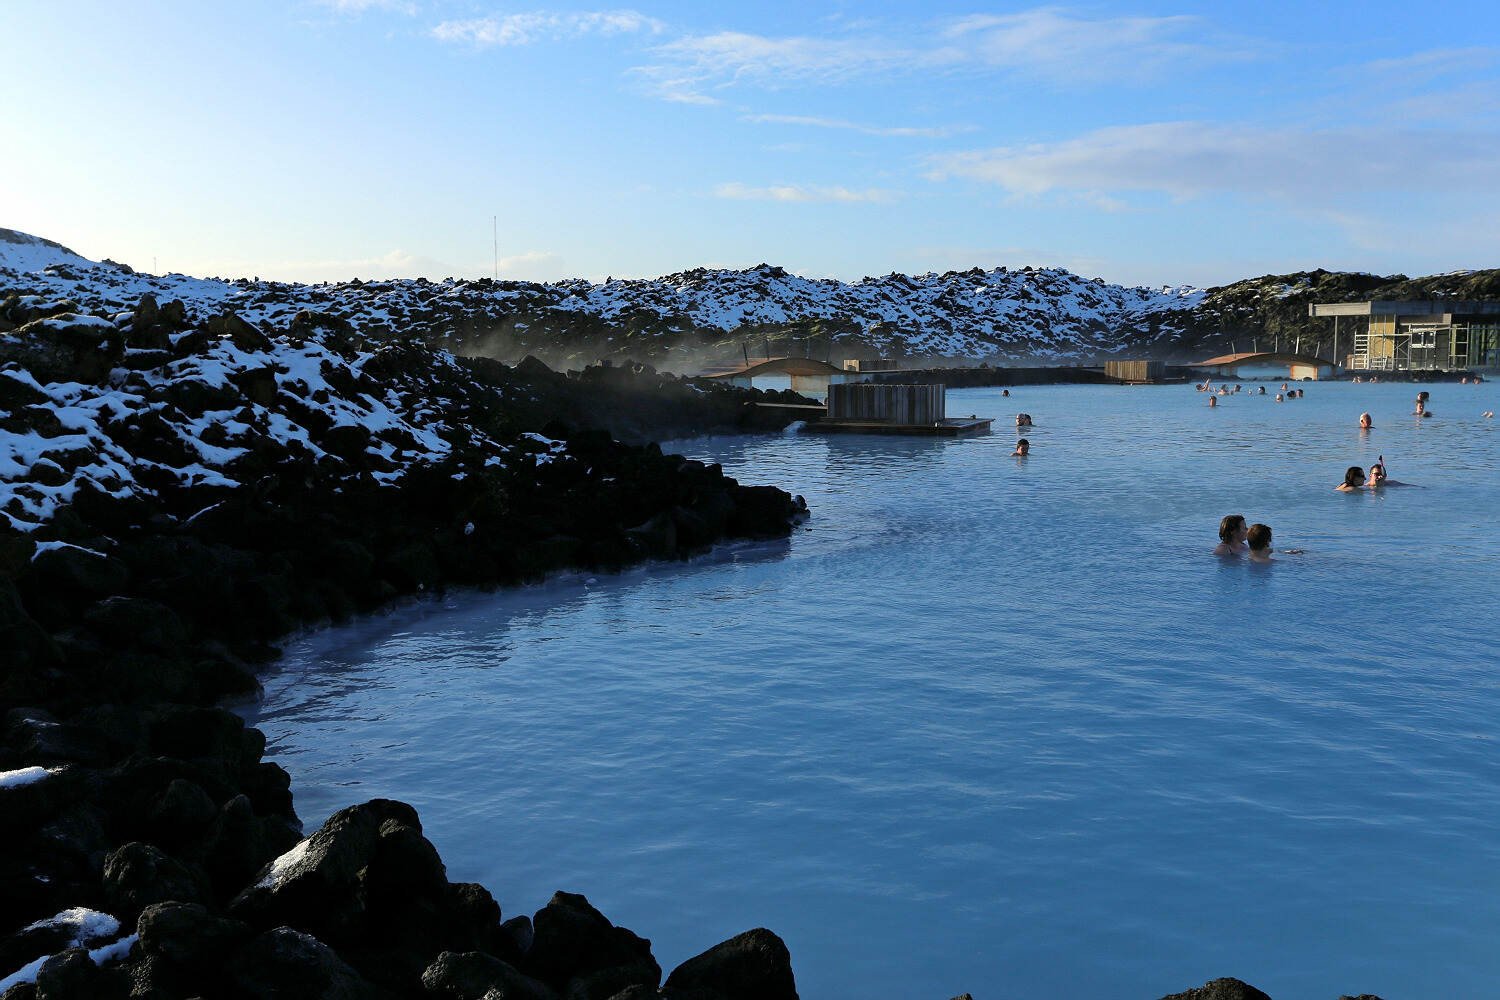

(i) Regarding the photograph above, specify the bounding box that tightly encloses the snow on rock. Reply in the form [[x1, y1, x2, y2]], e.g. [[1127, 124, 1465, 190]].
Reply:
[[0, 908, 127, 992], [0, 227, 1204, 367], [0, 765, 53, 788]]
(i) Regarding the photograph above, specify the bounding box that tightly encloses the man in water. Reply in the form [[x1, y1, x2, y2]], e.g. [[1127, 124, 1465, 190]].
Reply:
[[1247, 523, 1275, 562], [1016, 413, 1033, 427], [1360, 412, 1373, 429], [1209, 396, 1218, 407], [1012, 438, 1029, 456], [1247, 523, 1304, 561]]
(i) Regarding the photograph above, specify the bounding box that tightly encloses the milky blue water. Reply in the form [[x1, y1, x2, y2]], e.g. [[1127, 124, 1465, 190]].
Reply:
[[239, 381, 1500, 1000]]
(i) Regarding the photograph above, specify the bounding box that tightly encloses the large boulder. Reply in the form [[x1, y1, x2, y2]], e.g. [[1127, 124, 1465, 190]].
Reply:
[[224, 926, 392, 1000], [29, 546, 131, 598], [198, 793, 304, 900], [524, 892, 660, 997], [228, 800, 420, 944], [136, 901, 254, 979], [0, 314, 123, 384], [101, 841, 213, 923], [1159, 979, 1274, 1000], [419, 950, 557, 1000], [663, 929, 798, 1000]]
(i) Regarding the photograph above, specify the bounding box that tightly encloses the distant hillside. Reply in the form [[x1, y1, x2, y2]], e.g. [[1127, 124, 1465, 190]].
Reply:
[[4, 228, 1497, 366], [1174, 268, 1500, 359]]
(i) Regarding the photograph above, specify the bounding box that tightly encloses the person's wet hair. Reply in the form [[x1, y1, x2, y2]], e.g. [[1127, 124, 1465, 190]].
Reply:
[[1247, 523, 1272, 551], [1344, 466, 1365, 488], [1219, 514, 1246, 543]]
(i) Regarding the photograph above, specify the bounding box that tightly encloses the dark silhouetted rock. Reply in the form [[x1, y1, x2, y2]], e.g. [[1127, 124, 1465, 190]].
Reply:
[[228, 800, 418, 944], [102, 842, 212, 923], [33, 945, 100, 1000], [225, 926, 392, 1000], [136, 901, 254, 982], [147, 778, 218, 848], [420, 950, 558, 1000], [30, 546, 131, 598], [1159, 979, 1273, 1000], [83, 597, 189, 651], [200, 793, 304, 901], [664, 928, 797, 1000], [525, 892, 659, 996]]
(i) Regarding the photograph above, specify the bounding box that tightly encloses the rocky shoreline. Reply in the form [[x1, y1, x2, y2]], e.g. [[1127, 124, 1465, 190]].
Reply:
[[0, 287, 818, 999], [0, 288, 1380, 1000]]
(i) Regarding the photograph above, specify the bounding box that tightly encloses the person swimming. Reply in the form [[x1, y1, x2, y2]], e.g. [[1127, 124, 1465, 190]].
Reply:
[[1366, 459, 1413, 487], [1247, 522, 1304, 560], [1016, 413, 1033, 427], [1012, 437, 1030, 456], [1336, 466, 1365, 491], [1213, 514, 1248, 556], [1209, 396, 1218, 407], [1001, 389, 1010, 396], [1247, 523, 1275, 561], [1258, 386, 1266, 395], [1359, 412, 1373, 429], [1275, 393, 1284, 402]]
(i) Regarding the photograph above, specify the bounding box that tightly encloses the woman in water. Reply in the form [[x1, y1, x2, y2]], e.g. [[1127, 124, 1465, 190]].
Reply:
[[1335, 466, 1365, 491], [1209, 396, 1218, 407], [1016, 413, 1033, 427], [1213, 514, 1248, 556], [1012, 438, 1030, 456]]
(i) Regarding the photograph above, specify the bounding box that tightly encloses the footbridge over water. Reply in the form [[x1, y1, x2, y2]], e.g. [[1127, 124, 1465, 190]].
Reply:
[[1189, 351, 1337, 381], [692, 357, 868, 393]]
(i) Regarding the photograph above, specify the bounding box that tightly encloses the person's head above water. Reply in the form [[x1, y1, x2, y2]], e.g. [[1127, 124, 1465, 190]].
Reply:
[[1344, 466, 1365, 488], [1219, 514, 1247, 543], [1012, 437, 1029, 455], [1209, 396, 1218, 406], [1247, 523, 1272, 552], [1366, 464, 1388, 487], [1360, 412, 1373, 428]]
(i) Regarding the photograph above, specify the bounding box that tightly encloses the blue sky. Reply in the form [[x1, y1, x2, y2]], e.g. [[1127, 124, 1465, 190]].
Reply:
[[3, 1, 1499, 286]]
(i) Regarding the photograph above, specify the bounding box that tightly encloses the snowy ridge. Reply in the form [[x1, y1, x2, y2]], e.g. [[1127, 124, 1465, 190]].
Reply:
[[1, 229, 1203, 362]]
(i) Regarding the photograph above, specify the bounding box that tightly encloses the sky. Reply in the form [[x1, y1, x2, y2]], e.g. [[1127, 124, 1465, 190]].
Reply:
[[3, 1, 1499, 288]]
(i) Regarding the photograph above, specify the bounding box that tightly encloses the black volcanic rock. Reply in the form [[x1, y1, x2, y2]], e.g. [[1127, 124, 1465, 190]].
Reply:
[[1159, 978, 1274, 1000], [663, 929, 798, 1000], [525, 892, 661, 996]]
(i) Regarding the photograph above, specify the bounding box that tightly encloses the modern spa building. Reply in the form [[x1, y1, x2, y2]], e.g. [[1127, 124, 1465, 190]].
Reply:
[[1309, 301, 1500, 372]]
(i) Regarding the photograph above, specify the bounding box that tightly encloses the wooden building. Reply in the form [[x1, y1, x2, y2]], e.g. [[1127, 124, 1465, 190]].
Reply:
[[1309, 301, 1500, 371]]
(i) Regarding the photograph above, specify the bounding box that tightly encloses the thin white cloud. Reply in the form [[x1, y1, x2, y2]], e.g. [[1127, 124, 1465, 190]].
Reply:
[[635, 8, 1258, 102], [432, 10, 661, 48], [928, 122, 1500, 200], [940, 9, 1253, 84], [1360, 46, 1499, 82], [744, 114, 973, 138], [316, 0, 419, 14], [714, 182, 899, 204]]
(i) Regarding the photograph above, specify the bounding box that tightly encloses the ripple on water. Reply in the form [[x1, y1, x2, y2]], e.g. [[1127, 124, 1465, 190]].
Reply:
[[240, 382, 1500, 1000]]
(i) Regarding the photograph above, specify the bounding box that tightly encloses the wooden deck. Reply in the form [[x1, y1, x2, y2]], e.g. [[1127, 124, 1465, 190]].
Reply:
[[802, 417, 993, 437]]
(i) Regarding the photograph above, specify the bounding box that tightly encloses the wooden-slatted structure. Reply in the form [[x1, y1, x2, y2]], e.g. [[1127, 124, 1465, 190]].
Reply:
[[1104, 360, 1167, 383], [826, 383, 945, 424]]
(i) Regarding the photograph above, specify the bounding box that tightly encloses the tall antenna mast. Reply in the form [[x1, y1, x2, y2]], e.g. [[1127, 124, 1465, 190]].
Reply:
[[493, 216, 498, 281]]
